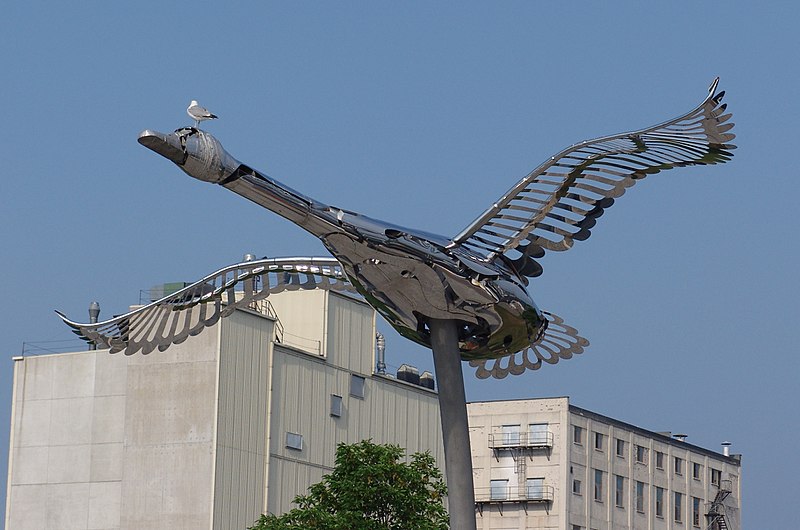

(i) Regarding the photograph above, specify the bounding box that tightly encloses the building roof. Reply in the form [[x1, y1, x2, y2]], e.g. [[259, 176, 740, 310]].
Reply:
[[469, 396, 740, 466]]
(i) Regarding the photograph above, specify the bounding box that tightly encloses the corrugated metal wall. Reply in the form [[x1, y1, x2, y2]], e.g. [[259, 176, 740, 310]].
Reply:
[[325, 292, 375, 374], [213, 310, 274, 530], [267, 297, 444, 517]]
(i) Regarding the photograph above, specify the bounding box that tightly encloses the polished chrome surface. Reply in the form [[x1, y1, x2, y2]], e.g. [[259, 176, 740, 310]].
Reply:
[[58, 257, 351, 355], [452, 78, 735, 280], [61, 80, 735, 378]]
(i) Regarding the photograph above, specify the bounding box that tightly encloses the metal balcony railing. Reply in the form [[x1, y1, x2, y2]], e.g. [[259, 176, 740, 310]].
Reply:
[[475, 484, 554, 503], [488, 431, 554, 449]]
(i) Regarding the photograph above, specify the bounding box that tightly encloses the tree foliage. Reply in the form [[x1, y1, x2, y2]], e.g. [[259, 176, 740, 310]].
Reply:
[[249, 440, 448, 530]]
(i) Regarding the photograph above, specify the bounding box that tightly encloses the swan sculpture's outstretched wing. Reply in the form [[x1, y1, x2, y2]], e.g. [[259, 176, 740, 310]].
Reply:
[[451, 78, 736, 279], [469, 311, 589, 379], [57, 257, 354, 355]]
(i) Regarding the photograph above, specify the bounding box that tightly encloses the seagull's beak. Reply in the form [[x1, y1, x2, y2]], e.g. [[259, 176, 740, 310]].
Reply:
[[138, 128, 241, 184]]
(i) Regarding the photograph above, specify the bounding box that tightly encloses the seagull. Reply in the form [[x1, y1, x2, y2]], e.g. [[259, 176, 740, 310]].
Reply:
[[187, 100, 218, 128]]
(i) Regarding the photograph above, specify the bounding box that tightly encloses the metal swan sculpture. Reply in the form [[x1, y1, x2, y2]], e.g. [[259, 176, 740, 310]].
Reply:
[[59, 79, 735, 379]]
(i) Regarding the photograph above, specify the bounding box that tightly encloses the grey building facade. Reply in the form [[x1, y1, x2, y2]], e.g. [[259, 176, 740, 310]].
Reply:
[[468, 398, 741, 530], [5, 289, 742, 529], [5, 290, 443, 530]]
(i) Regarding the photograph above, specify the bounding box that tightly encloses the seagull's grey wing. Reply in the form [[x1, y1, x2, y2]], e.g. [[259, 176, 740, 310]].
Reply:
[[451, 78, 735, 279], [57, 257, 354, 355], [469, 311, 589, 379], [188, 104, 214, 118]]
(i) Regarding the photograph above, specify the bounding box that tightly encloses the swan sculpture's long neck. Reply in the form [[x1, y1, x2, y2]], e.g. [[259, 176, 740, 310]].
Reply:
[[138, 128, 336, 237]]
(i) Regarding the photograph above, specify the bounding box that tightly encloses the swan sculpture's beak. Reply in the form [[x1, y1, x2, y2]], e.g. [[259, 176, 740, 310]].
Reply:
[[138, 129, 184, 165], [138, 128, 241, 184]]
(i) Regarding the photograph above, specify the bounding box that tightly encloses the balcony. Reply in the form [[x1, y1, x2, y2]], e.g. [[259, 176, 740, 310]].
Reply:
[[475, 484, 554, 515], [488, 431, 554, 461], [488, 431, 554, 449]]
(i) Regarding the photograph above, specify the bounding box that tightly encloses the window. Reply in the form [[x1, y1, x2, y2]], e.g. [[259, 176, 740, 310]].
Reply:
[[674, 456, 684, 476], [490, 479, 508, 500], [526, 477, 545, 500], [574, 425, 584, 445], [616, 438, 625, 457], [573, 478, 582, 495], [502, 424, 520, 446], [636, 445, 648, 464], [594, 432, 604, 451], [572, 525, 582, 530], [692, 497, 701, 527], [286, 432, 303, 451], [350, 374, 365, 398], [529, 423, 549, 445], [615, 475, 624, 508], [330, 394, 343, 417], [710, 468, 722, 486], [655, 487, 664, 518], [692, 462, 703, 480], [594, 469, 604, 502], [635, 481, 645, 513], [674, 491, 683, 523], [656, 451, 665, 469]]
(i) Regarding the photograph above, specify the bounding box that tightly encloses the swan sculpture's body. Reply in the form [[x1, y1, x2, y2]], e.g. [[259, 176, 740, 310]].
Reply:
[[60, 79, 734, 379]]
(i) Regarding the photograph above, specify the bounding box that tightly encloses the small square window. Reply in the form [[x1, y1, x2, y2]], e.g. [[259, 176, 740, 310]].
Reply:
[[710, 468, 722, 486], [616, 438, 625, 457], [574, 425, 584, 445], [636, 445, 648, 464], [502, 424, 521, 446], [656, 451, 665, 470], [286, 432, 303, 451], [330, 394, 343, 417], [490, 479, 509, 500], [526, 477, 545, 500], [529, 423, 549, 445], [692, 462, 702, 480], [594, 432, 604, 451], [573, 479, 582, 495], [350, 374, 365, 399]]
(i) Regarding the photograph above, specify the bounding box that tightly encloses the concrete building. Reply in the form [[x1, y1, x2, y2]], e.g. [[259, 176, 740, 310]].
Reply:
[[468, 397, 741, 530], [5, 290, 444, 530], [5, 287, 742, 530]]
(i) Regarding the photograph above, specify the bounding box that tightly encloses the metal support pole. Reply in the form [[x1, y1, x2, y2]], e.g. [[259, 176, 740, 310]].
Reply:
[[429, 318, 477, 530]]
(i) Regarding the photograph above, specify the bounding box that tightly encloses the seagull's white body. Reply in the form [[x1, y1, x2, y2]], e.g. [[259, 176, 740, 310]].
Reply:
[[187, 100, 218, 127]]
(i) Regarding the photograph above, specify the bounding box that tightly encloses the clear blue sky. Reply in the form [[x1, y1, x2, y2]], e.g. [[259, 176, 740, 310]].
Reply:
[[1, 3, 797, 527]]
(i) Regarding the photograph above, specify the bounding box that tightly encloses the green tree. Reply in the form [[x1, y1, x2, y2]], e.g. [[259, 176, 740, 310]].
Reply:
[[249, 440, 448, 530]]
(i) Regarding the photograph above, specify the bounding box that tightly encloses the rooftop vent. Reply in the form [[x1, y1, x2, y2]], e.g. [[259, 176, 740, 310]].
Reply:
[[419, 371, 435, 391], [397, 364, 420, 385]]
